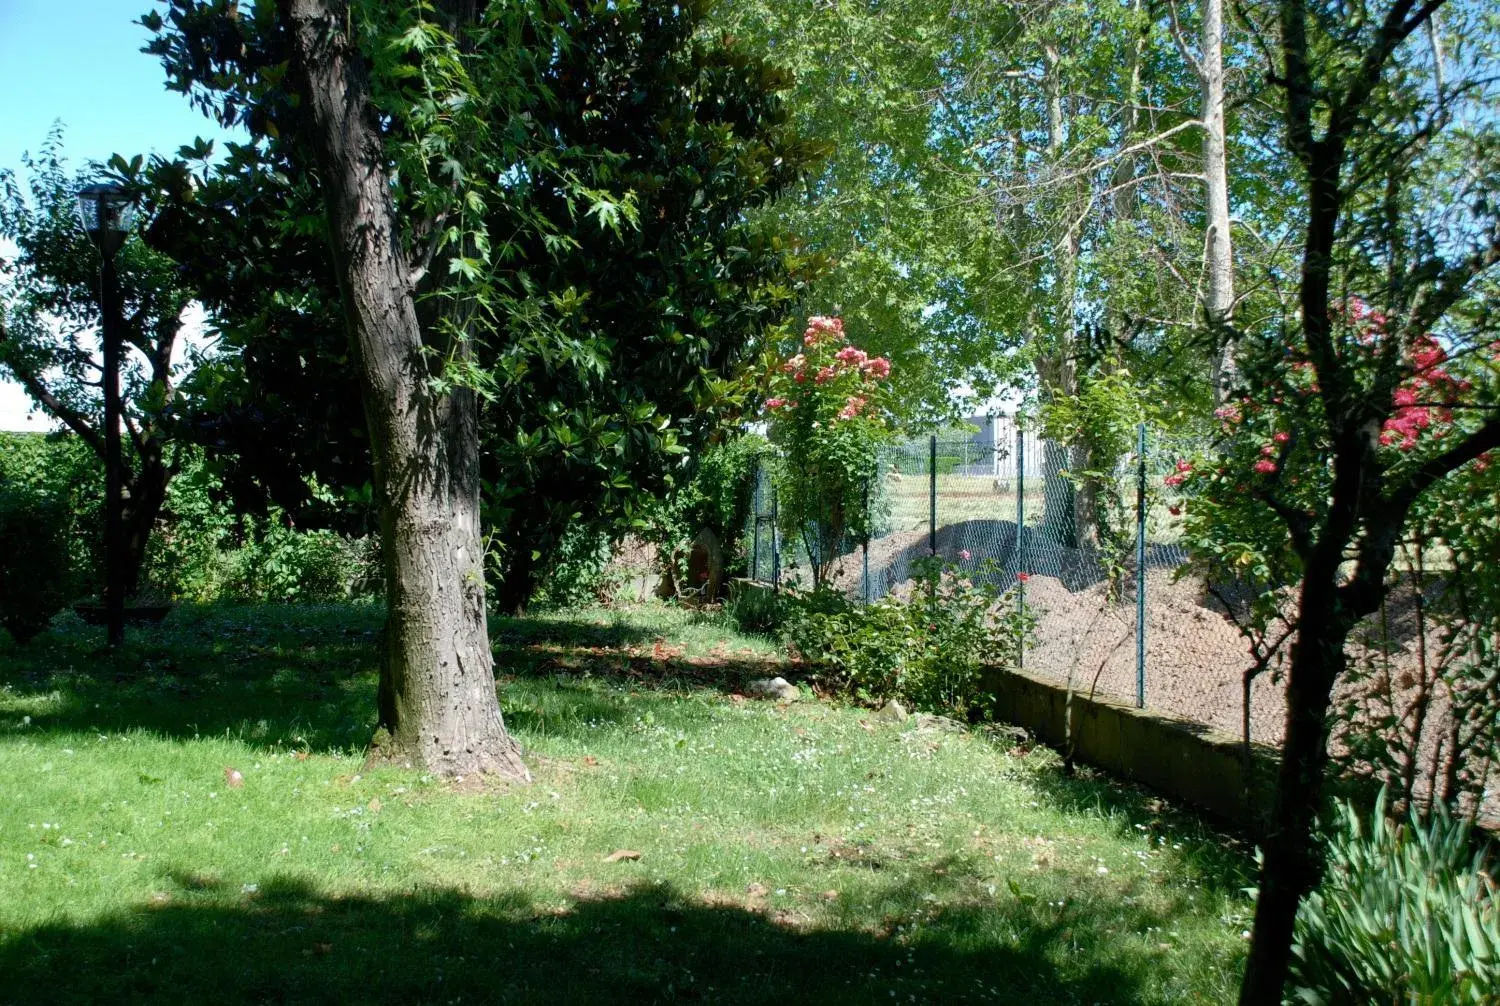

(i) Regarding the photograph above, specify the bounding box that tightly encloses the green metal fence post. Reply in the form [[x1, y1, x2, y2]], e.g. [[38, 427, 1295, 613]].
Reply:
[[862, 476, 871, 604], [929, 434, 938, 556], [1136, 422, 1148, 709], [770, 488, 780, 593], [751, 459, 761, 580], [1016, 425, 1026, 671]]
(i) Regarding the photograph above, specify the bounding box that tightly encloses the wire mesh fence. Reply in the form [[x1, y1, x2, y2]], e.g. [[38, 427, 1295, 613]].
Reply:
[[742, 418, 1280, 747], [737, 419, 1497, 823]]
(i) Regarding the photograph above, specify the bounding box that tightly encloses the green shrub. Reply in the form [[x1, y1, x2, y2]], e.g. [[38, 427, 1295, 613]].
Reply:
[[0, 432, 102, 599], [0, 480, 71, 643], [532, 523, 623, 609], [139, 449, 237, 600], [644, 434, 771, 594], [727, 580, 787, 635], [1287, 791, 1499, 1005], [785, 557, 1034, 719], [225, 513, 374, 604]]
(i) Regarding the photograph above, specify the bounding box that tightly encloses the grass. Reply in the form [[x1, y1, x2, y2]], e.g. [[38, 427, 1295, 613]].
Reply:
[[0, 601, 1252, 1004]]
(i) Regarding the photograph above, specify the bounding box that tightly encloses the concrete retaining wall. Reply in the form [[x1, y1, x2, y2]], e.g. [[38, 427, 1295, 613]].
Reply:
[[981, 665, 1279, 831]]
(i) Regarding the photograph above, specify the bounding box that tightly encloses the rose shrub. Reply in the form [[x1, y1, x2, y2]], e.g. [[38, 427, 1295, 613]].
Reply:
[[765, 316, 892, 587], [1163, 299, 1500, 810]]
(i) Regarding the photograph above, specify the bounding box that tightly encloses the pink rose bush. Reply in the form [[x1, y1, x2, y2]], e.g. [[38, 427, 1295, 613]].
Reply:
[[763, 316, 894, 588], [766, 316, 892, 427]]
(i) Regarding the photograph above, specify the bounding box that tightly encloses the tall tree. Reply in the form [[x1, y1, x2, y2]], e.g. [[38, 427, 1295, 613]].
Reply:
[[280, 0, 532, 778], [140, 1, 815, 617], [143, 0, 592, 779], [1168, 0, 1237, 396], [0, 135, 193, 600], [1190, 0, 1500, 998]]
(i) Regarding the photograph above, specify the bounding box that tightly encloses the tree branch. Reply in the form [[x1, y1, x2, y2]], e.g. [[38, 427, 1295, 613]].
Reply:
[[0, 316, 104, 454]]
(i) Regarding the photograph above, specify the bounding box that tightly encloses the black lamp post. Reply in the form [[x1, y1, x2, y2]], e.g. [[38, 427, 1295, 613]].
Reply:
[[76, 183, 136, 649]]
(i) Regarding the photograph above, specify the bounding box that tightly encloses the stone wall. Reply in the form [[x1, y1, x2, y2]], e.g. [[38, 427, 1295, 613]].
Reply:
[[981, 665, 1280, 832]]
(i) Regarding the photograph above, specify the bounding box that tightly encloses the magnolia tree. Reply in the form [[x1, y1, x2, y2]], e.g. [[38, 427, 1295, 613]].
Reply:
[[764, 316, 892, 588]]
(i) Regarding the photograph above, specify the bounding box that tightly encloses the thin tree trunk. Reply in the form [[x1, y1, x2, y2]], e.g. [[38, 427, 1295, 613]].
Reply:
[[1039, 43, 1085, 549], [1200, 0, 1237, 399], [1112, 0, 1146, 222], [1239, 576, 1349, 1002], [282, 0, 528, 782], [119, 448, 173, 598]]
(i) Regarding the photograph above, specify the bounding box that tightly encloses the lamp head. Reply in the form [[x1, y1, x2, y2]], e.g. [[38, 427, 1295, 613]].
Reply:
[[75, 183, 136, 258]]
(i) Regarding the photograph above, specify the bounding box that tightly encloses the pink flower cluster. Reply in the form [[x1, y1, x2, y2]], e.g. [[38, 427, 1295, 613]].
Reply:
[[804, 316, 844, 346], [767, 315, 893, 422], [837, 395, 867, 420], [1379, 336, 1472, 451], [1163, 459, 1193, 487]]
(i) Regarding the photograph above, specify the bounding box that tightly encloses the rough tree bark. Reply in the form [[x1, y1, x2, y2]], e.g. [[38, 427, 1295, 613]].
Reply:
[[280, 0, 528, 782]]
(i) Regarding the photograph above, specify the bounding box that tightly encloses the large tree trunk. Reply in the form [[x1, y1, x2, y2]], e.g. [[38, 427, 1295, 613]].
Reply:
[[282, 0, 528, 782]]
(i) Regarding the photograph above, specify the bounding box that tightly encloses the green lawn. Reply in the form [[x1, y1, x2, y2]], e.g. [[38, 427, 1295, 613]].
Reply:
[[0, 602, 1251, 1004]]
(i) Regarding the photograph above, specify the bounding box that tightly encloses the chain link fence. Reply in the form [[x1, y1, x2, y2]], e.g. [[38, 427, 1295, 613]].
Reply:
[[738, 419, 1497, 822], [743, 418, 1282, 747]]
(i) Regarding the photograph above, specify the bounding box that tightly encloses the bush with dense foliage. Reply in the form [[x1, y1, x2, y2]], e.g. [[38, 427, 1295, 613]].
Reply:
[[1287, 792, 1499, 1004], [528, 523, 626, 611], [642, 433, 771, 597], [0, 432, 102, 600], [786, 556, 1034, 719], [764, 316, 893, 588], [0, 433, 375, 607], [142, 454, 376, 605], [0, 477, 71, 644]]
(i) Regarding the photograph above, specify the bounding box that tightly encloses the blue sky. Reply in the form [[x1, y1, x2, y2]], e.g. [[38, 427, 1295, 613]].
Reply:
[[0, 0, 237, 177], [0, 0, 239, 429]]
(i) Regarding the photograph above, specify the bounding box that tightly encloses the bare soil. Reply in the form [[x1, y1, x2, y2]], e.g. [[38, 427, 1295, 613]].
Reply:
[[833, 520, 1497, 826]]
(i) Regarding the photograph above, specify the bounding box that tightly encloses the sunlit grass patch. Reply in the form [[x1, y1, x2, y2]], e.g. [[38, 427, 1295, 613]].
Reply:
[[0, 602, 1250, 1003]]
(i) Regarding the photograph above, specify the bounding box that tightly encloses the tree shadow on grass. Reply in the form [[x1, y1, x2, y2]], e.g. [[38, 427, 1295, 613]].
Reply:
[[0, 604, 786, 755], [1013, 751, 1256, 899], [0, 870, 1172, 1005], [0, 604, 386, 754]]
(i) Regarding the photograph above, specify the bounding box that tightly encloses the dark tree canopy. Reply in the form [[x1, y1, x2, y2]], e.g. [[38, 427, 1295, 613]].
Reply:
[[137, 0, 821, 610]]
